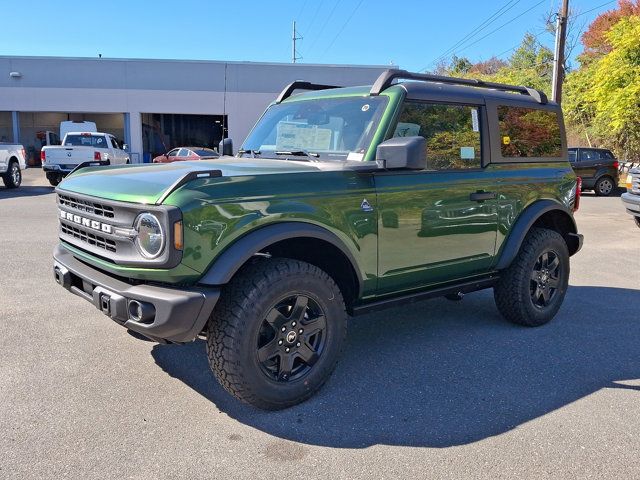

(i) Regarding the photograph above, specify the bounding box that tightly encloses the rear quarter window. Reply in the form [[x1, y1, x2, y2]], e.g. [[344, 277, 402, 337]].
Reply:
[[497, 106, 562, 158]]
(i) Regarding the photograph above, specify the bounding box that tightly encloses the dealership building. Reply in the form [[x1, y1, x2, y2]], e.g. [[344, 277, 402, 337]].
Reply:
[[0, 56, 388, 165]]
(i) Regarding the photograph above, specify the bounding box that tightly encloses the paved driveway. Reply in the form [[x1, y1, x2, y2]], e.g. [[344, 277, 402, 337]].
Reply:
[[1, 169, 639, 479]]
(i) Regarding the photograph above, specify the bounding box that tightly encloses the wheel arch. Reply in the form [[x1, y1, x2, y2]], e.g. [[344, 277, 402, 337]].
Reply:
[[495, 200, 580, 270], [198, 222, 362, 310]]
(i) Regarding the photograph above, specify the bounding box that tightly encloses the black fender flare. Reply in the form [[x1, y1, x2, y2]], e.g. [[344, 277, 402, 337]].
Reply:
[[495, 200, 579, 270], [197, 222, 363, 293]]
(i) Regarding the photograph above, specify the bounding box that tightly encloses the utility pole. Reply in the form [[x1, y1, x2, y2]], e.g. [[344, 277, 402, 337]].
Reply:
[[551, 0, 569, 103], [292, 21, 302, 63]]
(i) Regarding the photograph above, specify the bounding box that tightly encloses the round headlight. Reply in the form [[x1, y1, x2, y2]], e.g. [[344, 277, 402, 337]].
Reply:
[[134, 213, 164, 258]]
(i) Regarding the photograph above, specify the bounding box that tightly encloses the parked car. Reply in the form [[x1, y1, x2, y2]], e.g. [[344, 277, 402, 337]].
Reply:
[[152, 147, 219, 163], [41, 132, 129, 186], [622, 168, 640, 228], [0, 143, 27, 188], [52, 69, 582, 410], [568, 147, 619, 196]]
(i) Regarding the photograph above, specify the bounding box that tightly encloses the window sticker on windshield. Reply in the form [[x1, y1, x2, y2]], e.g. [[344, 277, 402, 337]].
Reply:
[[361, 104, 370, 112], [471, 108, 479, 132], [276, 122, 332, 151], [394, 122, 421, 137], [347, 152, 364, 161], [460, 147, 475, 159]]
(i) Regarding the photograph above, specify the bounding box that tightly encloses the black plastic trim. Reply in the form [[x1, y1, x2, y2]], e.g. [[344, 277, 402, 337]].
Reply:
[[275, 81, 340, 104], [370, 69, 547, 104], [198, 222, 363, 295], [495, 200, 579, 270], [53, 244, 219, 343], [352, 275, 498, 316]]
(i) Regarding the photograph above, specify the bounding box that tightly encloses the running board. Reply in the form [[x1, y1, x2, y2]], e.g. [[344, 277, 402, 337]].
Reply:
[[351, 275, 499, 316]]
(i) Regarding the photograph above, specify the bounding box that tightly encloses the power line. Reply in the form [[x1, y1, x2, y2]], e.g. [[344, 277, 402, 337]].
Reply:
[[446, 0, 549, 58], [575, 0, 616, 17], [295, 0, 310, 21], [305, 1, 324, 36], [427, 0, 523, 69], [309, 0, 341, 51], [321, 0, 365, 58]]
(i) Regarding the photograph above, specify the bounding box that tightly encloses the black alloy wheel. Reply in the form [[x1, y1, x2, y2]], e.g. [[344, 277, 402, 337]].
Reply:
[[257, 294, 327, 382], [530, 250, 561, 308]]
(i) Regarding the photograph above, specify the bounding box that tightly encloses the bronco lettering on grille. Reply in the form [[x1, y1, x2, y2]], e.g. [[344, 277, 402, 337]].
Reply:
[[59, 209, 113, 234]]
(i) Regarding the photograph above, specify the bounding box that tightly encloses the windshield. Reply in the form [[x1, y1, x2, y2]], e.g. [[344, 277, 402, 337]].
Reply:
[[64, 135, 108, 148], [241, 96, 388, 161]]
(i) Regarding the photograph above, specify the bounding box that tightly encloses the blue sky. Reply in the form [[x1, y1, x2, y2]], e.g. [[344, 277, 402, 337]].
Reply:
[[2, 0, 618, 70]]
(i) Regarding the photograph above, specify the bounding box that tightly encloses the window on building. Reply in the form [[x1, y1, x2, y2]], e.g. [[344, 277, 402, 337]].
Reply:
[[497, 106, 562, 158], [392, 102, 482, 170]]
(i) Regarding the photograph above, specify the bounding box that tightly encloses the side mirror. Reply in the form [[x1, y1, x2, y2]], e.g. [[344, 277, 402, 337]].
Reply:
[[219, 138, 233, 156], [122, 143, 128, 151], [376, 136, 426, 170]]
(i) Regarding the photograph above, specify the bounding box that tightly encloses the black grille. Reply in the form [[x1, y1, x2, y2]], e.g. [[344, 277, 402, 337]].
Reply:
[[58, 194, 115, 218], [61, 223, 116, 252]]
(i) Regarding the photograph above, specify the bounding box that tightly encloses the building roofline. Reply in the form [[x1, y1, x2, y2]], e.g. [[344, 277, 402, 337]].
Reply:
[[0, 54, 394, 69]]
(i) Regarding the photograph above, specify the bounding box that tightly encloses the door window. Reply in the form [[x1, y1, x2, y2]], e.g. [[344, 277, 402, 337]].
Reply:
[[568, 150, 577, 162], [580, 149, 601, 161], [110, 137, 120, 149], [167, 148, 179, 157], [393, 102, 482, 170]]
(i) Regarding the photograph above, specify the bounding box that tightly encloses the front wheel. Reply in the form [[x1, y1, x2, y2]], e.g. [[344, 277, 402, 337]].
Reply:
[[494, 228, 570, 327], [206, 258, 347, 410], [3, 161, 21, 188]]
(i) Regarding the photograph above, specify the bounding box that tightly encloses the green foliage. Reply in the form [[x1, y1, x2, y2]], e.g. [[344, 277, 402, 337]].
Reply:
[[565, 15, 640, 157]]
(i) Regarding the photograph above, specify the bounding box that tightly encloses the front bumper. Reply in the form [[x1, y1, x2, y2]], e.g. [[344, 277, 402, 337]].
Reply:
[[53, 244, 220, 343], [622, 192, 640, 216]]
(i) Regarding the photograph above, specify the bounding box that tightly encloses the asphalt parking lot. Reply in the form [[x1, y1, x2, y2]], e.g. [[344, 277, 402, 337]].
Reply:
[[1, 168, 639, 479]]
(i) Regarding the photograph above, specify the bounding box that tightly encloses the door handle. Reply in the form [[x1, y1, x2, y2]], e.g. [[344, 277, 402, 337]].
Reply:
[[469, 191, 497, 202]]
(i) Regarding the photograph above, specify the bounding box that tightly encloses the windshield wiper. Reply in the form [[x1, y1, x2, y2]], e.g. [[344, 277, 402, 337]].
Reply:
[[238, 149, 261, 157], [275, 150, 320, 158]]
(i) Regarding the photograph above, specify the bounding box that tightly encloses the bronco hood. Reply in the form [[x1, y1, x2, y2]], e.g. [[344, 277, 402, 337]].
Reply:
[[57, 157, 327, 204]]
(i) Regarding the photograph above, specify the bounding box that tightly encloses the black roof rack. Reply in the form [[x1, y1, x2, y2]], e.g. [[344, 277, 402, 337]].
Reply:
[[275, 81, 340, 104], [370, 69, 548, 104]]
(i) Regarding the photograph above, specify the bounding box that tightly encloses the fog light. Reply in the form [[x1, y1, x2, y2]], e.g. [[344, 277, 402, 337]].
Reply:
[[127, 300, 156, 324]]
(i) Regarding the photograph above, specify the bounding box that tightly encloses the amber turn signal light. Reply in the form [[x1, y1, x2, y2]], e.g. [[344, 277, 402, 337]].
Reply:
[[174, 221, 183, 250]]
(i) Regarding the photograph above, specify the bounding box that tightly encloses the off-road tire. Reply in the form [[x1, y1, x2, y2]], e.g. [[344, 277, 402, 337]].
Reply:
[[2, 160, 21, 188], [494, 227, 569, 327], [46, 172, 61, 187], [206, 258, 348, 410], [594, 175, 615, 196]]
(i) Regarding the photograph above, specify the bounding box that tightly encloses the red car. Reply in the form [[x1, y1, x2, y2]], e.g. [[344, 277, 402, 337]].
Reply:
[[152, 147, 219, 163]]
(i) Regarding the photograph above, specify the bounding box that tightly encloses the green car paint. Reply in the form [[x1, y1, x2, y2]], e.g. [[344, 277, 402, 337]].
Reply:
[[56, 83, 577, 299]]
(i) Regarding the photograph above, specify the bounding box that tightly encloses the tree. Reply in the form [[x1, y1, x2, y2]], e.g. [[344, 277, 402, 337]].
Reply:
[[581, 0, 640, 59]]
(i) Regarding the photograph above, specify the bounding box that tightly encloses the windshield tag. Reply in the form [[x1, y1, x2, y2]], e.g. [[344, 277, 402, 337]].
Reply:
[[347, 152, 364, 161]]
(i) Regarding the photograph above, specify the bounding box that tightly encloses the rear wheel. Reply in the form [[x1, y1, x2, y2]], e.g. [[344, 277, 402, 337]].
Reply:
[[206, 258, 347, 410], [46, 172, 61, 187], [2, 161, 21, 188], [494, 228, 569, 327], [595, 176, 615, 196]]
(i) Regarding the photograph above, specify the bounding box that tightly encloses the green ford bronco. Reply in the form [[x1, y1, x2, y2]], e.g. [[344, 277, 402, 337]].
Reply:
[[53, 70, 583, 409]]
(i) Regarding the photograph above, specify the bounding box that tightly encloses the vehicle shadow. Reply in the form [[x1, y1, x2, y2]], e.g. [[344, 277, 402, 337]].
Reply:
[[151, 285, 640, 448], [0, 185, 54, 199]]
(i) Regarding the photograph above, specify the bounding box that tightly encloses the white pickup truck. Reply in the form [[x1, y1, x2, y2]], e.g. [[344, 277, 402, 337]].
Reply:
[[0, 143, 27, 189], [41, 132, 129, 186]]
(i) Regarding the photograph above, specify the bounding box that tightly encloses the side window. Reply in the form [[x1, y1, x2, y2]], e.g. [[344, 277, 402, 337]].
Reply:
[[568, 150, 577, 162], [580, 149, 596, 161], [177, 148, 189, 157], [110, 137, 119, 149], [497, 106, 562, 158], [167, 148, 179, 156], [393, 102, 482, 170]]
